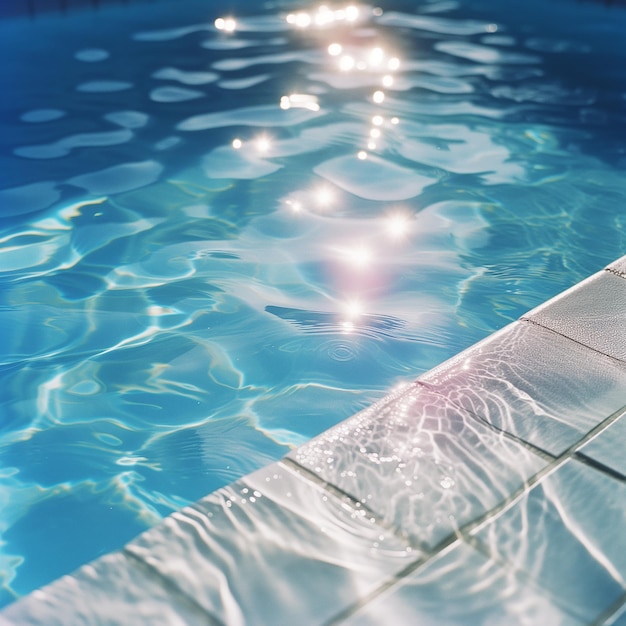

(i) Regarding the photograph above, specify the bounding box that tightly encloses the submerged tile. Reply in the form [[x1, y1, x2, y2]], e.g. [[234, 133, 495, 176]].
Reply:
[[342, 541, 583, 626], [523, 270, 626, 362], [472, 459, 626, 623], [126, 461, 415, 626], [419, 321, 626, 455], [0, 552, 211, 626], [579, 411, 626, 479], [289, 385, 547, 549]]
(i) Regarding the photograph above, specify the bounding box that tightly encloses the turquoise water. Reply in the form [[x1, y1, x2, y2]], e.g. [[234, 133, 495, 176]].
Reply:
[[1, 0, 625, 607]]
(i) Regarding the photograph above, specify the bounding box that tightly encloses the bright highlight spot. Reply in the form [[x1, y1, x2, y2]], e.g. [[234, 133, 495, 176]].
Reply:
[[343, 245, 373, 269], [286, 199, 302, 213], [372, 115, 384, 126], [391, 116, 399, 125], [255, 136, 271, 153], [232, 138, 242, 149], [373, 90, 385, 103], [382, 74, 394, 87], [357, 150, 368, 160], [328, 43, 343, 56], [344, 299, 363, 319], [369, 128, 381, 139], [369, 47, 384, 66], [385, 212, 411, 239], [388, 57, 400, 71], [287, 5, 360, 28], [345, 5, 359, 21], [367, 141, 377, 150], [315, 186, 335, 208], [339, 55, 355, 71], [214, 17, 236, 32]]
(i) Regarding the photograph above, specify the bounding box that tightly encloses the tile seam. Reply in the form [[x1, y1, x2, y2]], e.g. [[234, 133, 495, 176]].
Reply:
[[590, 592, 626, 626], [415, 379, 560, 461], [575, 451, 626, 483], [519, 317, 626, 365], [319, 405, 626, 624], [122, 547, 226, 626]]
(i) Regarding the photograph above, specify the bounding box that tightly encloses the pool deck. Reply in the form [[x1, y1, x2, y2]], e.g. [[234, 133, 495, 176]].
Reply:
[[2, 256, 625, 625]]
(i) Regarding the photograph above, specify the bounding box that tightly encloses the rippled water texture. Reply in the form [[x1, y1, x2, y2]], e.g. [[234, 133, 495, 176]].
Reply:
[[1, 0, 625, 606]]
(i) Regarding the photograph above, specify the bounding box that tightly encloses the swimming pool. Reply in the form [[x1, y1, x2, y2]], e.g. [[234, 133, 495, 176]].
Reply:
[[1, 0, 625, 607]]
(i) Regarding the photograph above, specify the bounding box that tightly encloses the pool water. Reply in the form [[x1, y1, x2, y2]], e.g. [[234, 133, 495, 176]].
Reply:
[[1, 0, 625, 607]]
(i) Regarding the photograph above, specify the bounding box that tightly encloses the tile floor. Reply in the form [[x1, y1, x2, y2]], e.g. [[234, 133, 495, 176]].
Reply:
[[2, 256, 625, 626]]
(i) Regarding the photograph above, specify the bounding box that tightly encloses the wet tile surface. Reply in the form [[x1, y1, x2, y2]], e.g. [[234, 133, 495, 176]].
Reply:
[[0, 552, 211, 626], [126, 461, 415, 626], [419, 321, 626, 455], [579, 411, 626, 479], [341, 541, 583, 626], [289, 385, 548, 549], [472, 459, 626, 623], [523, 271, 626, 363]]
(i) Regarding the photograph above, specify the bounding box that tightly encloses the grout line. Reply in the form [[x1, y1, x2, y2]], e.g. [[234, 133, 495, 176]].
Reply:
[[520, 318, 626, 366], [322, 540, 463, 626], [281, 457, 422, 550], [463, 402, 626, 537], [575, 452, 626, 483], [416, 378, 559, 462], [315, 405, 626, 623], [590, 592, 626, 626], [122, 548, 226, 626]]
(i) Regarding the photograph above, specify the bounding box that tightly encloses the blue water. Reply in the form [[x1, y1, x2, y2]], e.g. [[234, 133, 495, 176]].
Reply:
[[1, 0, 625, 607]]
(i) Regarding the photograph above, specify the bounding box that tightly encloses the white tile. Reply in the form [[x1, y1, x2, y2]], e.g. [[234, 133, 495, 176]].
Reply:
[[343, 541, 583, 626], [126, 461, 415, 626], [523, 271, 626, 362], [289, 385, 548, 549], [0, 552, 210, 626], [419, 321, 626, 454], [472, 459, 626, 622]]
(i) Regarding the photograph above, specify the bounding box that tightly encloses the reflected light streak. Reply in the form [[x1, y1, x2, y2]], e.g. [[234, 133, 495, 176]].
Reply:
[[286, 4, 360, 29], [341, 299, 364, 332], [280, 93, 320, 111]]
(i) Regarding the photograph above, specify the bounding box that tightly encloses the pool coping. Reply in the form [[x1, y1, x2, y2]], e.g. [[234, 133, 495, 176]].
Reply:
[[2, 255, 625, 625]]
